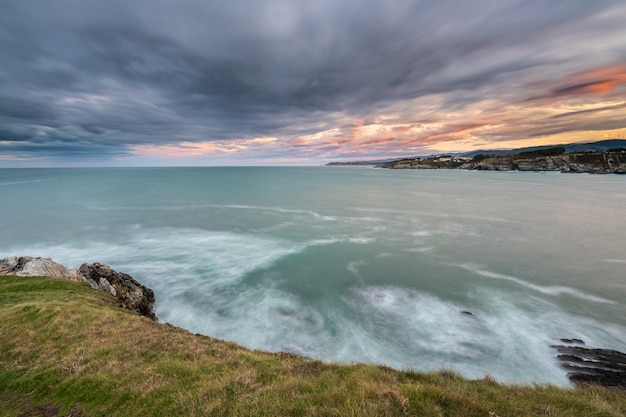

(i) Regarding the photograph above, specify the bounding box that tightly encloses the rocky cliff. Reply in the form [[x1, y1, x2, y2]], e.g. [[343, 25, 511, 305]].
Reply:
[[0, 256, 155, 320], [376, 150, 626, 173], [460, 152, 626, 173], [79, 262, 156, 320]]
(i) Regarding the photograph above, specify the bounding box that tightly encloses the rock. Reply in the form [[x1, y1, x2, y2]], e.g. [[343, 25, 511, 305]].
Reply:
[[98, 277, 117, 296], [552, 342, 626, 388], [79, 262, 156, 320], [560, 338, 585, 345], [0, 256, 82, 282]]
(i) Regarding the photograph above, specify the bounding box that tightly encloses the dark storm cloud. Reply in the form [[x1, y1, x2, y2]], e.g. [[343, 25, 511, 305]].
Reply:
[[1, 0, 624, 163]]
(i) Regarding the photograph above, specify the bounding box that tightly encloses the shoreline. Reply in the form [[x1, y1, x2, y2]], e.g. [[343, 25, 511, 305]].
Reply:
[[2, 255, 624, 390]]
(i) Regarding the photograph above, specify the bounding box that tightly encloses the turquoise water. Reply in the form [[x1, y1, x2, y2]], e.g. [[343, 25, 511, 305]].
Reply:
[[1, 167, 625, 385]]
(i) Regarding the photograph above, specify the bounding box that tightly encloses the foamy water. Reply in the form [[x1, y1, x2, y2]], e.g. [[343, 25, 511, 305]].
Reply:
[[1, 167, 624, 385]]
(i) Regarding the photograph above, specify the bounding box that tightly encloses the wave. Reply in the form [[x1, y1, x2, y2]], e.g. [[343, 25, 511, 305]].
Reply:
[[79, 202, 339, 221], [4, 228, 624, 385], [452, 263, 615, 304], [0, 227, 376, 288], [353, 207, 523, 224], [348, 286, 570, 383], [405, 247, 434, 252], [0, 178, 56, 186], [346, 261, 366, 284]]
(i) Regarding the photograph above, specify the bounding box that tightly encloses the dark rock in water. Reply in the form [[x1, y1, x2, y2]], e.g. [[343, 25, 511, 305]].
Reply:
[[560, 338, 585, 345], [79, 262, 156, 320], [552, 343, 626, 388]]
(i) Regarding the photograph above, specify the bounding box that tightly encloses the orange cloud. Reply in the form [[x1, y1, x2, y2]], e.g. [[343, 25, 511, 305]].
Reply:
[[577, 65, 626, 92], [530, 63, 626, 101]]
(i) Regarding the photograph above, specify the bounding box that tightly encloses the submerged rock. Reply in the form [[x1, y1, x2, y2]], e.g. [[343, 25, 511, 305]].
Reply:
[[79, 262, 156, 320], [0, 256, 82, 282]]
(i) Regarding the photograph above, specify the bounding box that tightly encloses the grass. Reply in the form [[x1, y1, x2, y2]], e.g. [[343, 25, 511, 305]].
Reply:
[[1, 275, 624, 416]]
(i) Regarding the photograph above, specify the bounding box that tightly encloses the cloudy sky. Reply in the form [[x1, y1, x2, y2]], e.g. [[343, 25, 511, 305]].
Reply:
[[1, 0, 626, 166]]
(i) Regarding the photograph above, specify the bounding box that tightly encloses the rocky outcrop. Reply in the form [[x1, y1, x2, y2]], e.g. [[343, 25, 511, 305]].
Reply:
[[79, 262, 156, 320], [552, 340, 626, 388], [1, 256, 156, 320], [0, 256, 82, 282]]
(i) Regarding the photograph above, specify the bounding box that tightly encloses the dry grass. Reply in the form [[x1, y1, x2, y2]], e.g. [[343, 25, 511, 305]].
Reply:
[[1, 275, 625, 416]]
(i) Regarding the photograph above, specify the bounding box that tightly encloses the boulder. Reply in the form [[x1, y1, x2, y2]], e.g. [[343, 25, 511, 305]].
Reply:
[[79, 262, 156, 320], [0, 256, 82, 282]]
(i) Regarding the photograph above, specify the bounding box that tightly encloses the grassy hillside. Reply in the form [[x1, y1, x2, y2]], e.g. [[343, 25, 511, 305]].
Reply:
[[1, 275, 624, 417]]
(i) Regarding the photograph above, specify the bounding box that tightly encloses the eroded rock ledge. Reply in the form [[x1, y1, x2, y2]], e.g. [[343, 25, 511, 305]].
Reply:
[[0, 256, 155, 320]]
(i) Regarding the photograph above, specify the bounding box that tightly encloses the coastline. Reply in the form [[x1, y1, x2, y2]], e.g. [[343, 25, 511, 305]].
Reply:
[[379, 151, 626, 173], [2, 256, 624, 390], [3, 272, 625, 416], [327, 143, 626, 174]]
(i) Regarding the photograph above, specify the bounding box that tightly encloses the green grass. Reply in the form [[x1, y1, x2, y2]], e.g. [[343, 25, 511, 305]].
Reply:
[[1, 275, 624, 416]]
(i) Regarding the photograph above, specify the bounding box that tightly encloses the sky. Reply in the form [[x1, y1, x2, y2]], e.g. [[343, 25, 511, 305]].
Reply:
[[1, 0, 626, 166]]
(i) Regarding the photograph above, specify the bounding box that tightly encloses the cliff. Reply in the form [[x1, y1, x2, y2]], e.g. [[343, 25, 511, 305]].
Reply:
[[460, 151, 626, 173], [378, 150, 626, 173]]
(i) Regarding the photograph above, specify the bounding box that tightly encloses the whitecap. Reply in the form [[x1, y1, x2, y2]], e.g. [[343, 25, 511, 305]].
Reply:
[[348, 237, 375, 244], [405, 247, 434, 252], [347, 261, 366, 284]]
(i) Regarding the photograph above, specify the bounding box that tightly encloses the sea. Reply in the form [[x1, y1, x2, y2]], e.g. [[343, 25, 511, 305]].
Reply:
[[1, 167, 624, 386]]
